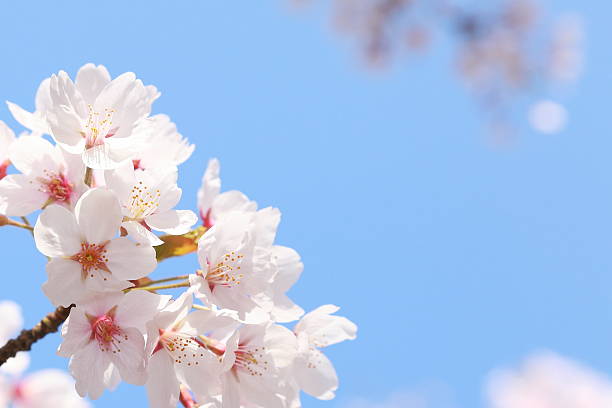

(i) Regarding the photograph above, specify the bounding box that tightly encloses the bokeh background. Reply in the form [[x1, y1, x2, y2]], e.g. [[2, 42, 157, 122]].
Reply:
[[0, 0, 611, 407]]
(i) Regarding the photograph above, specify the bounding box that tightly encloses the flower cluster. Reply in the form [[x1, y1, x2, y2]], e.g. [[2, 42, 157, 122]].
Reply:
[[0, 64, 357, 407]]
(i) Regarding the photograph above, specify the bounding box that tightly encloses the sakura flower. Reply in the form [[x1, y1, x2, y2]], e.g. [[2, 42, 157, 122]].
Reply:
[[58, 290, 168, 399], [46, 63, 155, 169], [292, 305, 357, 400], [131, 114, 194, 170], [206, 322, 297, 408], [34, 188, 157, 307], [190, 209, 277, 321], [191, 207, 303, 323], [197, 158, 256, 227], [144, 291, 237, 408], [105, 162, 197, 246], [0, 121, 17, 180], [6, 77, 52, 136], [8, 369, 90, 408], [0, 136, 85, 216]]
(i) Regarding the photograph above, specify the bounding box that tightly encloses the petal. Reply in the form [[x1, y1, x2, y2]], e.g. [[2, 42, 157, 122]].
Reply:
[[82, 143, 129, 170], [0, 300, 23, 342], [115, 291, 170, 334], [0, 120, 16, 162], [42, 259, 85, 307], [211, 190, 257, 220], [6, 101, 50, 135], [105, 237, 157, 281], [0, 174, 47, 216], [154, 291, 192, 330], [16, 369, 88, 408], [58, 308, 93, 358], [75, 63, 111, 105], [70, 341, 112, 399], [294, 346, 338, 400], [110, 327, 146, 386], [145, 351, 179, 408], [75, 188, 122, 244], [123, 221, 163, 246], [9, 136, 57, 175], [104, 160, 136, 204], [197, 158, 220, 216], [34, 205, 82, 257], [145, 209, 197, 235], [1, 352, 30, 377], [264, 324, 297, 369], [295, 305, 357, 347]]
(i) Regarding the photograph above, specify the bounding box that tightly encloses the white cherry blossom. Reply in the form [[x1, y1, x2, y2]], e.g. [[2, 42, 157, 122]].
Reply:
[[105, 162, 197, 246], [292, 305, 357, 400], [46, 64, 155, 169], [131, 114, 194, 170], [34, 188, 157, 306], [0, 300, 29, 378], [206, 322, 297, 408], [144, 291, 237, 408], [0, 136, 85, 216], [197, 158, 256, 227], [58, 290, 168, 399]]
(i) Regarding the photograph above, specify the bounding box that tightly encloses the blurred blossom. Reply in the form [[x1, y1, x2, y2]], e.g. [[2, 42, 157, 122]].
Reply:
[[0, 300, 90, 407], [299, 0, 584, 136], [487, 352, 612, 408], [528, 100, 568, 134], [343, 385, 457, 408]]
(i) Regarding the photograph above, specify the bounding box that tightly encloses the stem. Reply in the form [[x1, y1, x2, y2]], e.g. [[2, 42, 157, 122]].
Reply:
[[20, 216, 34, 237], [83, 167, 93, 187], [7, 219, 34, 231], [192, 304, 211, 311], [126, 281, 190, 292], [140, 275, 190, 287], [0, 305, 73, 367]]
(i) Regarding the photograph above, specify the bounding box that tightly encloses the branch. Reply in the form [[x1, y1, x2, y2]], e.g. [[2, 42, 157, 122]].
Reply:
[[0, 305, 73, 366]]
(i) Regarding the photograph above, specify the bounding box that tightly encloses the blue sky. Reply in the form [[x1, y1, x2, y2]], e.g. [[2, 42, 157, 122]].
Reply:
[[0, 1, 611, 407]]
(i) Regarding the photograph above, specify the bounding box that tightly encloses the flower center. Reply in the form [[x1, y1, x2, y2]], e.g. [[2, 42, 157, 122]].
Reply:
[[88, 309, 127, 353], [83, 105, 117, 148], [233, 344, 268, 377], [158, 332, 217, 367], [37, 170, 73, 204], [127, 181, 161, 219], [206, 251, 244, 289], [71, 241, 110, 279]]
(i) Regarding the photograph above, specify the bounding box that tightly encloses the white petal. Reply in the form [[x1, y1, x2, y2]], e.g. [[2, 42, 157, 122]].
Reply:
[[1, 352, 30, 377], [58, 309, 93, 358], [105, 237, 156, 281], [75, 63, 111, 105], [122, 221, 163, 246], [9, 136, 58, 175], [211, 190, 257, 220], [17, 369, 89, 408], [115, 291, 170, 333], [295, 305, 357, 347], [70, 341, 112, 399], [34, 205, 82, 258], [0, 120, 16, 162], [294, 344, 338, 400], [110, 327, 146, 385], [145, 209, 197, 235], [6, 101, 50, 135], [75, 188, 122, 244], [154, 291, 192, 330], [104, 160, 136, 204], [82, 143, 128, 170], [197, 158, 220, 216], [0, 174, 48, 216], [264, 324, 297, 369], [42, 259, 85, 307], [145, 351, 179, 408]]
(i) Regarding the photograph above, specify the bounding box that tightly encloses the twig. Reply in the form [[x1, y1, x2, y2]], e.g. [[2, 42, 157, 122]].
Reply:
[[0, 305, 73, 366]]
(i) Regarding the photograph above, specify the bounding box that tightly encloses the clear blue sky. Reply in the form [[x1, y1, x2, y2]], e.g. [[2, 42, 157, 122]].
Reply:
[[0, 1, 611, 407]]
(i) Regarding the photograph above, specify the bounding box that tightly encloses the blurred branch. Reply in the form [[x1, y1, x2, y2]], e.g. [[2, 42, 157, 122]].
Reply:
[[0, 305, 73, 367]]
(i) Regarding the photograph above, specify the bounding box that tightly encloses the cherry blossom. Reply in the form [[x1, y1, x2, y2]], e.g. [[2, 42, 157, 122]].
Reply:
[[58, 290, 168, 399], [46, 64, 155, 169], [0, 136, 85, 216], [34, 188, 157, 306], [204, 322, 298, 408], [197, 158, 256, 227], [105, 162, 197, 246], [131, 114, 194, 170], [292, 305, 357, 400], [0, 300, 29, 378], [144, 291, 237, 408]]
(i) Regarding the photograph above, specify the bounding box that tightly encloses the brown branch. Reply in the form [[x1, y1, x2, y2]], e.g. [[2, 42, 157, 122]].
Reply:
[[0, 305, 73, 366]]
